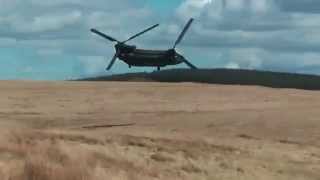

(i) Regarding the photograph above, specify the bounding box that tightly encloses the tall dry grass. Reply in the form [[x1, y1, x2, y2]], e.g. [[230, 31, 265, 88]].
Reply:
[[0, 130, 215, 180], [0, 129, 278, 180], [0, 130, 133, 180]]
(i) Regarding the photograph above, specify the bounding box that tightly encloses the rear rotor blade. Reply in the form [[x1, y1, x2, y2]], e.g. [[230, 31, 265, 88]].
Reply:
[[123, 24, 159, 43], [106, 53, 118, 70], [173, 18, 194, 49], [183, 58, 197, 69], [91, 29, 120, 43]]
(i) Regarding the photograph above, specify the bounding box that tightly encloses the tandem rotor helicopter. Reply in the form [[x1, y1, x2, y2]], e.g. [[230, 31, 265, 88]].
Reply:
[[90, 18, 197, 71]]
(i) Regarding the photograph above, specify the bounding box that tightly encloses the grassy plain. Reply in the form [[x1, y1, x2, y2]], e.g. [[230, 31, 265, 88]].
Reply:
[[0, 81, 319, 179]]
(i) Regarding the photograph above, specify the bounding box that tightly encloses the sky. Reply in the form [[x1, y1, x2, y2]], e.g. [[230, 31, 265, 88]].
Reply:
[[1, 0, 320, 80]]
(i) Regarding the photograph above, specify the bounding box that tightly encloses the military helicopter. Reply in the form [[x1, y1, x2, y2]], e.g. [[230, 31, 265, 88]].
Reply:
[[90, 18, 197, 71]]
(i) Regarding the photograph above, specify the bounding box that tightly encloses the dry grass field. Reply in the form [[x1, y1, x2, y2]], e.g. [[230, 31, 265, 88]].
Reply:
[[0, 81, 319, 180]]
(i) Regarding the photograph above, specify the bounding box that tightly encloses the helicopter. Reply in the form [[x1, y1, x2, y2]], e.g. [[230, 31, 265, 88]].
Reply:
[[90, 18, 197, 71]]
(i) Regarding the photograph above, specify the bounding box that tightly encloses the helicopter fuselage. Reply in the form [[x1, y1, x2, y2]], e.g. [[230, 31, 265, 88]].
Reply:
[[115, 44, 184, 67], [91, 18, 196, 70]]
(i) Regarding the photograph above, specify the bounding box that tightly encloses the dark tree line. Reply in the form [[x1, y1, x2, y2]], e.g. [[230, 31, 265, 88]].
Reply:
[[78, 68, 320, 90]]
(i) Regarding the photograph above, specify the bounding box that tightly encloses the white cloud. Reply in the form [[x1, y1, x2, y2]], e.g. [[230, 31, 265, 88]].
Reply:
[[223, 48, 263, 69], [1, 0, 320, 77], [177, 0, 213, 19], [11, 11, 82, 33], [226, 62, 240, 69], [226, 0, 245, 11], [250, 0, 275, 13], [178, 0, 276, 20], [79, 56, 108, 76]]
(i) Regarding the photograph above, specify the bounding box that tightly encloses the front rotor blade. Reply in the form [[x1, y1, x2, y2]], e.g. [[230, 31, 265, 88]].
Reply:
[[106, 53, 118, 70], [173, 18, 194, 49], [123, 24, 159, 43], [91, 29, 119, 43], [183, 59, 197, 69]]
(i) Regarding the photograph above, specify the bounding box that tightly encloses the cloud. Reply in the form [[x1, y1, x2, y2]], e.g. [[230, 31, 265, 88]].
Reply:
[[78, 56, 108, 76], [173, 0, 320, 74], [276, 0, 320, 13], [1, 0, 320, 79], [176, 0, 320, 51], [11, 11, 83, 33], [225, 62, 240, 69]]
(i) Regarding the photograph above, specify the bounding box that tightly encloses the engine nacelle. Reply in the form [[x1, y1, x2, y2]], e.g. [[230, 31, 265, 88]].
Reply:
[[116, 44, 136, 54]]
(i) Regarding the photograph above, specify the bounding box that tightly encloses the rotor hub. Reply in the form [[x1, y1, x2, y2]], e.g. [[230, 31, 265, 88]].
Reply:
[[167, 49, 176, 56]]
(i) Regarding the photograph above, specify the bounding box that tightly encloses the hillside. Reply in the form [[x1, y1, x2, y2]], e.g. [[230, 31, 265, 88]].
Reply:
[[79, 68, 320, 90]]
